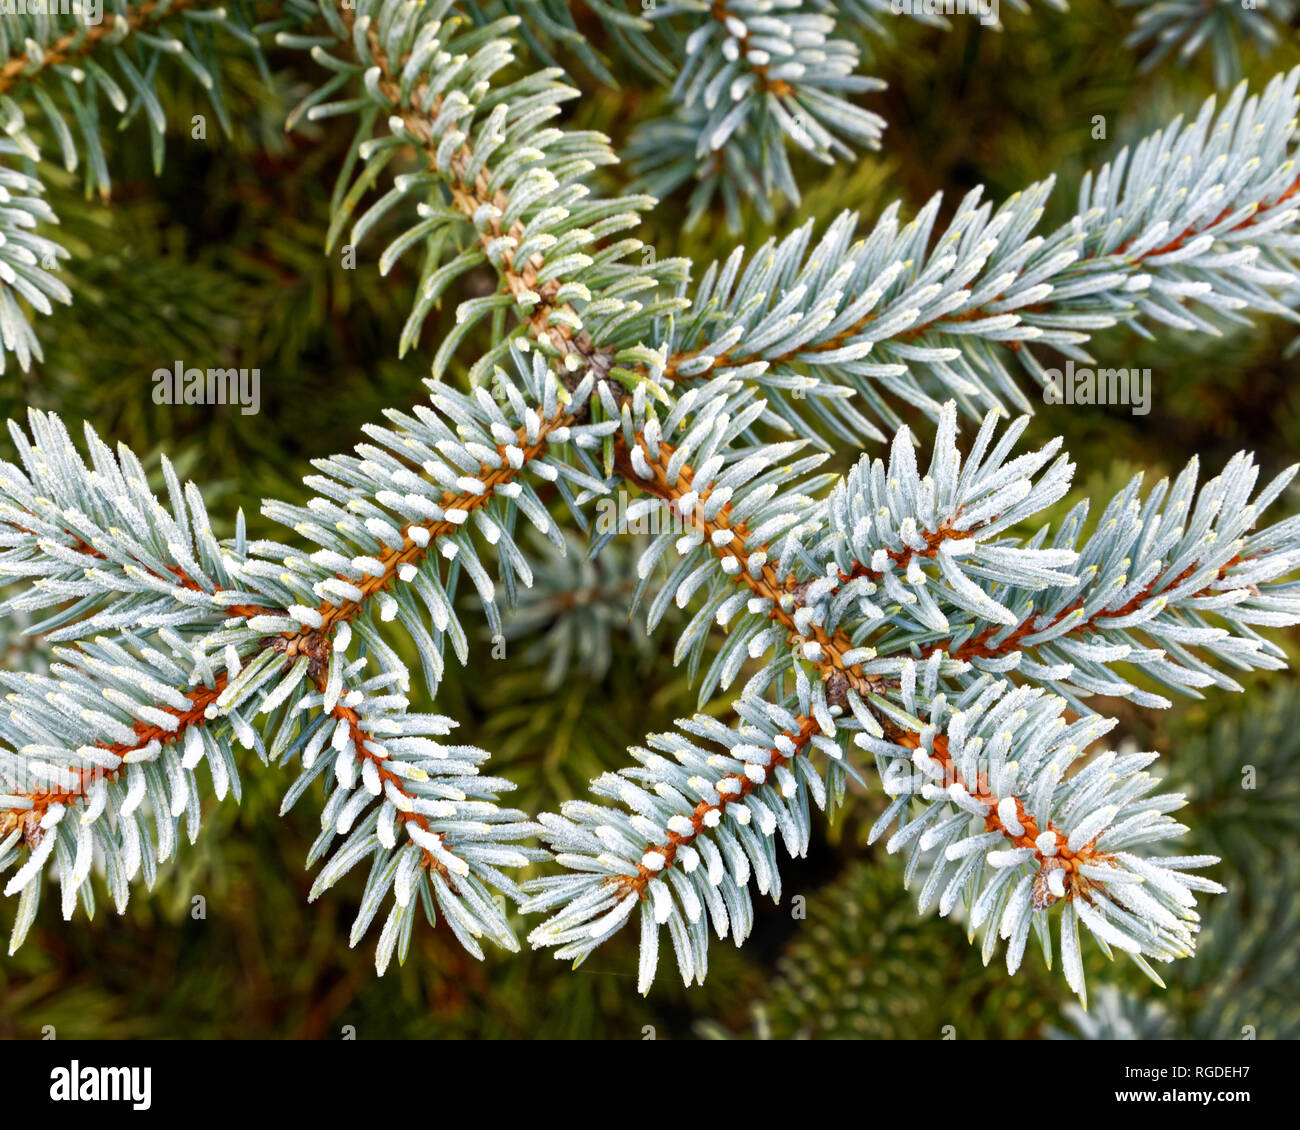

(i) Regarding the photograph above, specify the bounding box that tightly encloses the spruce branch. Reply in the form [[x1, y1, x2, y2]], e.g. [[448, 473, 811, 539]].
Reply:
[[0, 411, 272, 641], [611, 429, 883, 705], [0, 0, 201, 97], [0, 0, 266, 374], [293, 6, 1300, 448], [860, 679, 1220, 1003], [523, 701, 841, 993], [894, 450, 1300, 710], [285, 649, 543, 969], [624, 0, 887, 224], [1119, 0, 1298, 87], [1050, 685, 1300, 1039], [0, 355, 608, 959], [285, 0, 688, 377], [525, 395, 1292, 996], [0, 0, 1296, 1010], [656, 69, 1300, 441]]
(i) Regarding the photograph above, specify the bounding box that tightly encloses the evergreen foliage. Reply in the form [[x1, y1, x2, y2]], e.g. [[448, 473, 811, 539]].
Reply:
[[0, 0, 1298, 1031], [1120, 0, 1297, 87]]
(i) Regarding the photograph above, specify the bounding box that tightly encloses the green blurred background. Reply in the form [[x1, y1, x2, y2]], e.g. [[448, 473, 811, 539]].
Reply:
[[0, 0, 1297, 1039]]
